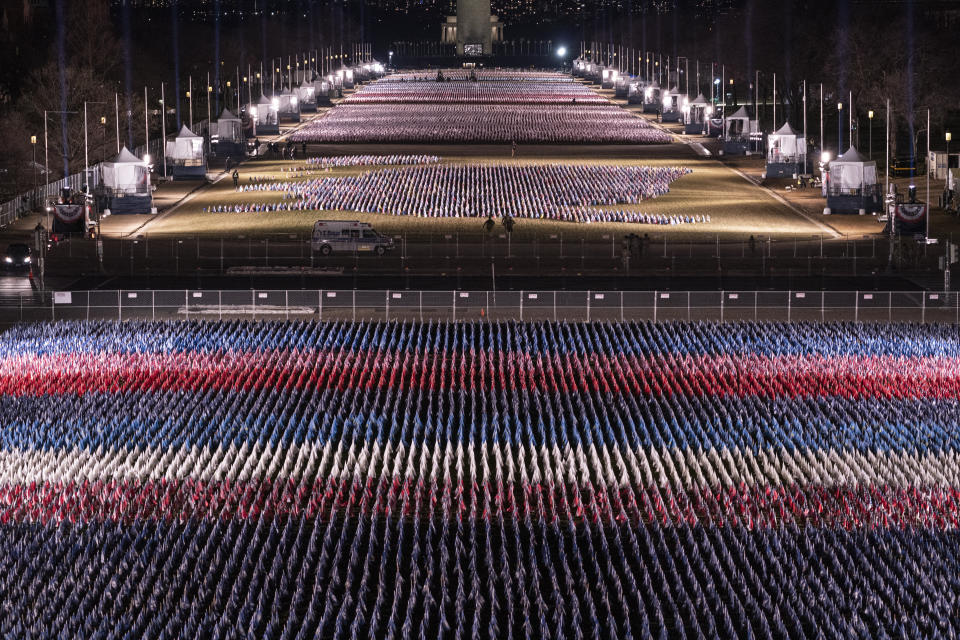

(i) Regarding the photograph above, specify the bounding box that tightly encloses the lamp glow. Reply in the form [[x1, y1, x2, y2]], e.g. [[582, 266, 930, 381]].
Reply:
[[557, 46, 567, 57]]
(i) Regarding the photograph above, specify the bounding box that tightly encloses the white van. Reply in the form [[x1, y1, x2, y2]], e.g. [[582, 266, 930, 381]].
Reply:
[[311, 220, 395, 256]]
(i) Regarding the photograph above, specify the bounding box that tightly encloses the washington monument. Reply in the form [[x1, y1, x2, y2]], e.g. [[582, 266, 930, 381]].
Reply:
[[457, 0, 493, 54]]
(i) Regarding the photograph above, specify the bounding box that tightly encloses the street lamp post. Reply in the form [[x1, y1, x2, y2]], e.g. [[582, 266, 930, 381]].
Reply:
[[837, 101, 843, 155], [868, 110, 874, 159], [31, 136, 37, 208]]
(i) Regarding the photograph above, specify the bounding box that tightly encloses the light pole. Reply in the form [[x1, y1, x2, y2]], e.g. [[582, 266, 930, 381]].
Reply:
[[948, 132, 952, 163], [837, 101, 843, 155], [868, 110, 874, 159], [31, 136, 37, 208]]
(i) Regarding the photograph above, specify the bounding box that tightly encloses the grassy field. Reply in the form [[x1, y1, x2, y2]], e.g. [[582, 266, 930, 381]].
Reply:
[[116, 149, 846, 242]]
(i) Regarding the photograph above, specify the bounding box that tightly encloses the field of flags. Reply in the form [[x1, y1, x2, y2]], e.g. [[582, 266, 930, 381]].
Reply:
[[290, 70, 670, 144], [1, 318, 960, 638]]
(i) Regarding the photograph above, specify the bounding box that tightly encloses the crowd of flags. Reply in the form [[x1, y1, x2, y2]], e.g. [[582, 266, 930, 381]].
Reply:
[[0, 319, 959, 638], [289, 70, 670, 145], [204, 164, 691, 223]]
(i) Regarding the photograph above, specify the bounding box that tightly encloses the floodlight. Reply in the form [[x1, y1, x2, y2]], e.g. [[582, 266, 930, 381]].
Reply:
[[557, 46, 567, 57]]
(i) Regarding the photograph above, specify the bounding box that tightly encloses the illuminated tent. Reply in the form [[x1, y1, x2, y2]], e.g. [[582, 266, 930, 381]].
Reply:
[[723, 106, 759, 155], [211, 108, 244, 158], [164, 125, 206, 179], [825, 146, 881, 214], [601, 67, 619, 90], [765, 122, 807, 178], [100, 147, 152, 214], [683, 93, 710, 135], [642, 82, 662, 114], [661, 87, 684, 123], [296, 82, 318, 113], [277, 87, 301, 123], [246, 95, 279, 135]]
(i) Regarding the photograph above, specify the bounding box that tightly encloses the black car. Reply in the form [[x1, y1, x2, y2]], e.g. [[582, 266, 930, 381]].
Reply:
[[3, 243, 32, 271]]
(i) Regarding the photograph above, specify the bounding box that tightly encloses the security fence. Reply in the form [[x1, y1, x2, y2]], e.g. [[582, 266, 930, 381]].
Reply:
[[2, 289, 957, 325]]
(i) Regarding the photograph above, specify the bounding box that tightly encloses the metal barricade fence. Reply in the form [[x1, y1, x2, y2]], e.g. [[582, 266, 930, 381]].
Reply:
[[1, 290, 957, 325]]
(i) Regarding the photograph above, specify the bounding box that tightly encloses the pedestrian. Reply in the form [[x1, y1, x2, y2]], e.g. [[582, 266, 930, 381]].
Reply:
[[483, 216, 495, 233], [511, 141, 517, 158], [232, 170, 240, 188], [749, 234, 757, 255]]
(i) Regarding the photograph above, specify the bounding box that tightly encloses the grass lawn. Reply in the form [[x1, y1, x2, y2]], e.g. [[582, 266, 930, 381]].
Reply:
[[125, 151, 841, 242]]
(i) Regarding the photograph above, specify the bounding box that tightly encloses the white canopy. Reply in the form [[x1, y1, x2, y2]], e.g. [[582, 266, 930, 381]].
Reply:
[[688, 93, 709, 106], [165, 125, 204, 162], [247, 95, 279, 126], [277, 88, 299, 111], [724, 106, 752, 140], [767, 122, 805, 160], [215, 109, 242, 142], [830, 146, 877, 191], [101, 146, 150, 194]]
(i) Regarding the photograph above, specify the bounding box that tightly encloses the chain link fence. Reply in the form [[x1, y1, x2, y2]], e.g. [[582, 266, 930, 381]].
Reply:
[[3, 289, 957, 325]]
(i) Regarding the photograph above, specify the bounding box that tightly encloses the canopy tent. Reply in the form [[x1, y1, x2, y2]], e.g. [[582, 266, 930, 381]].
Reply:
[[165, 125, 206, 179], [723, 106, 760, 155], [295, 83, 318, 112], [337, 68, 355, 89], [642, 83, 662, 114], [683, 94, 711, 134], [829, 146, 877, 192], [276, 88, 301, 122], [165, 125, 203, 162], [98, 146, 152, 214], [101, 147, 150, 195], [614, 75, 631, 98], [212, 109, 242, 143], [661, 87, 685, 123], [825, 146, 882, 214], [767, 122, 805, 162], [601, 67, 619, 89], [766, 122, 807, 177], [246, 95, 279, 134]]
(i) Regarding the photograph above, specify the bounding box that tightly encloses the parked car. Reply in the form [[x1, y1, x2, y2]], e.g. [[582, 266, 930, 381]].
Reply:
[[311, 220, 395, 256]]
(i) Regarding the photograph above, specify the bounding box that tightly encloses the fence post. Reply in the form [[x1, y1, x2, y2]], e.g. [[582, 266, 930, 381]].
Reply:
[[653, 291, 658, 323], [620, 291, 624, 322], [453, 291, 457, 323], [821, 291, 825, 323], [118, 290, 122, 321], [218, 291, 222, 322], [553, 291, 557, 322], [888, 291, 892, 323], [587, 290, 591, 323], [720, 290, 724, 323], [787, 291, 792, 323], [152, 291, 156, 321], [318, 290, 323, 321], [854, 291, 858, 322], [252, 290, 256, 322], [687, 292, 691, 322], [922, 293, 926, 324], [285, 290, 289, 322], [520, 290, 524, 322], [420, 291, 423, 323]]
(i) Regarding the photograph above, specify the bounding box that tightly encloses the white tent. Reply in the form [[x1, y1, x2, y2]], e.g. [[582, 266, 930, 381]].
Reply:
[[684, 94, 710, 122], [165, 125, 203, 162], [829, 146, 877, 193], [101, 147, 150, 195], [662, 87, 684, 111], [724, 106, 751, 140], [247, 95, 279, 129], [296, 82, 316, 104], [767, 122, 805, 163], [214, 108, 242, 143], [277, 88, 300, 120]]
